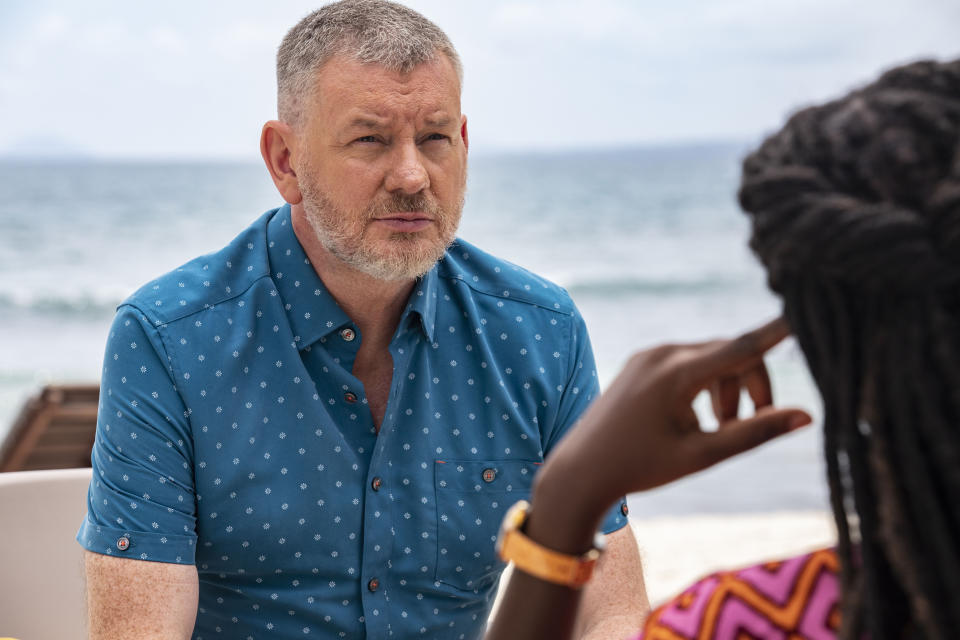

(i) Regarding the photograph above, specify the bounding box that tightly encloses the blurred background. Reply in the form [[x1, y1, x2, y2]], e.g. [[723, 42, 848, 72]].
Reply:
[[1, 0, 957, 517]]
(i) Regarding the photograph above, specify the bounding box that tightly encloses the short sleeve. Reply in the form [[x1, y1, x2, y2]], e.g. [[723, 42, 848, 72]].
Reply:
[[544, 303, 629, 535], [77, 304, 198, 564]]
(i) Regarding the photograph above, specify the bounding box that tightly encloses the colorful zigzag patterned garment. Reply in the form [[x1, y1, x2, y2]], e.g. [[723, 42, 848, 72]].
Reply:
[[634, 547, 840, 640]]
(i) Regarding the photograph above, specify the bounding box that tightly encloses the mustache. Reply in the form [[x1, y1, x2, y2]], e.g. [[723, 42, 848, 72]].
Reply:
[[369, 193, 441, 217]]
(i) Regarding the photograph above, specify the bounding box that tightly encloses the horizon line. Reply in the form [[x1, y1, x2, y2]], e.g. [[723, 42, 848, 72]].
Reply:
[[0, 137, 754, 165]]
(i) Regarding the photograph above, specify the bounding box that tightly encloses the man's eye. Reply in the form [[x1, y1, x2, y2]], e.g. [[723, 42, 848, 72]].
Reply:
[[355, 135, 378, 143], [424, 133, 448, 142]]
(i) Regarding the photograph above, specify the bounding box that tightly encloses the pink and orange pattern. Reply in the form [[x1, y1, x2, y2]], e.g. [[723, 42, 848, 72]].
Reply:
[[636, 547, 840, 640]]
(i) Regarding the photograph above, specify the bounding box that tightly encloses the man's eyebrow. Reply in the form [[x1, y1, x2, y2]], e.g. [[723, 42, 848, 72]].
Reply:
[[424, 116, 453, 128], [341, 115, 390, 131]]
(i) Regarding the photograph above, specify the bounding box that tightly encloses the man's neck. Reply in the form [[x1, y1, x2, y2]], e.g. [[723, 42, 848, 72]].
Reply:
[[291, 206, 415, 347]]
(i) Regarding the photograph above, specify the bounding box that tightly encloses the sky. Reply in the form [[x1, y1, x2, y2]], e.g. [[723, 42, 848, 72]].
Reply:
[[1, 0, 958, 160]]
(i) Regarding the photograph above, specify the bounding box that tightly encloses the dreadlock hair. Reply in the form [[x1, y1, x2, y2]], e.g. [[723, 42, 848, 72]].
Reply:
[[738, 58, 960, 640]]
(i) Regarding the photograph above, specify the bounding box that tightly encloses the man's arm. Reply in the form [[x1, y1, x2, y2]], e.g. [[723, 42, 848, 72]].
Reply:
[[85, 552, 198, 640], [551, 308, 649, 637], [80, 306, 200, 638], [574, 526, 649, 640]]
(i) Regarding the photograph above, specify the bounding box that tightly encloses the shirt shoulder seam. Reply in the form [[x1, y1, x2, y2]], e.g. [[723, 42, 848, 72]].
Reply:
[[114, 302, 194, 441], [436, 272, 576, 316], [128, 271, 275, 327]]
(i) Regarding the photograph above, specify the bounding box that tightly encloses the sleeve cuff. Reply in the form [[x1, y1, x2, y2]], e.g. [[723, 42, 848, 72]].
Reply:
[[600, 498, 630, 535], [77, 517, 197, 565]]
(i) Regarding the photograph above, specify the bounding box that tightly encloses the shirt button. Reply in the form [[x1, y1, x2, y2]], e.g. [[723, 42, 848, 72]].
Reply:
[[371, 477, 383, 491], [116, 536, 130, 551], [368, 578, 380, 592], [482, 468, 497, 483], [340, 328, 356, 342], [344, 392, 358, 404], [621, 503, 629, 517]]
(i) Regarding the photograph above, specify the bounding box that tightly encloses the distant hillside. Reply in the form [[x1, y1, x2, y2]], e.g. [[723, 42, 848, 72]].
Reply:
[[0, 135, 95, 161]]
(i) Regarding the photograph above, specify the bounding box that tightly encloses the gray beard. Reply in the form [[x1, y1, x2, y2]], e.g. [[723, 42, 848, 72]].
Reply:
[[299, 185, 462, 282]]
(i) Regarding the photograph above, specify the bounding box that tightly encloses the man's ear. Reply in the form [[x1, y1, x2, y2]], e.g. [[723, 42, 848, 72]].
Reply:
[[260, 120, 303, 205], [459, 114, 469, 152]]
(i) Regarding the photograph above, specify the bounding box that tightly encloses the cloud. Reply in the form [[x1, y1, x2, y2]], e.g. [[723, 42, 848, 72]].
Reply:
[[0, 0, 957, 157], [149, 27, 187, 55], [34, 11, 70, 39], [491, 1, 641, 40], [209, 21, 282, 62]]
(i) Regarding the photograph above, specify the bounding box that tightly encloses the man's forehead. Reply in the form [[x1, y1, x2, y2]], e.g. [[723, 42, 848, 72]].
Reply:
[[315, 54, 460, 95], [341, 110, 455, 128], [311, 56, 462, 125]]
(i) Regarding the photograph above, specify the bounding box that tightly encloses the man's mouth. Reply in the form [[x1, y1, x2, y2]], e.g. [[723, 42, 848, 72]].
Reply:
[[373, 213, 434, 232]]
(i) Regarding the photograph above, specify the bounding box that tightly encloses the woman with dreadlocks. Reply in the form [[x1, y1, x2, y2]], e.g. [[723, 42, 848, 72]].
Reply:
[[485, 57, 960, 640]]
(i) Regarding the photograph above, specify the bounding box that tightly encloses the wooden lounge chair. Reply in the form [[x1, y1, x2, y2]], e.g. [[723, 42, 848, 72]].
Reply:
[[0, 384, 99, 472]]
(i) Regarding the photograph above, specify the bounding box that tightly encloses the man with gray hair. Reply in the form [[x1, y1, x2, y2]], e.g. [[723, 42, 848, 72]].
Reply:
[[79, 1, 649, 638]]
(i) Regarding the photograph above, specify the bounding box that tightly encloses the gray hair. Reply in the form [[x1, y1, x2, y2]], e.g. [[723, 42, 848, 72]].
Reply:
[[277, 0, 463, 126]]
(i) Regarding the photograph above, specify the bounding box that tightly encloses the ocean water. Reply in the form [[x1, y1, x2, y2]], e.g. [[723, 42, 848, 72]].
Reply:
[[0, 144, 830, 517]]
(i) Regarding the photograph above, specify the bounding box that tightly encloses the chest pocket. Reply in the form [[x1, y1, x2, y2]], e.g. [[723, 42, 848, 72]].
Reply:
[[434, 459, 539, 591]]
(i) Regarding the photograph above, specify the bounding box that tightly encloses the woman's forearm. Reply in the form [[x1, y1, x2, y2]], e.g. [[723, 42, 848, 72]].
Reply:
[[484, 461, 611, 640]]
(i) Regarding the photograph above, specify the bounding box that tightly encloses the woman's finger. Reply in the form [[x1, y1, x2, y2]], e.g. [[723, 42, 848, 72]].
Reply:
[[710, 376, 741, 422], [689, 317, 790, 387], [741, 360, 774, 409], [693, 406, 812, 472]]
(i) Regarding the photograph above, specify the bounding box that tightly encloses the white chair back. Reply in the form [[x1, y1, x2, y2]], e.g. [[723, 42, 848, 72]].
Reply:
[[0, 468, 91, 640]]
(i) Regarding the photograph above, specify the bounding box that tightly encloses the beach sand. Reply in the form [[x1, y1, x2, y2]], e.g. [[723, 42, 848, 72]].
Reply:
[[631, 510, 836, 604], [492, 509, 836, 618]]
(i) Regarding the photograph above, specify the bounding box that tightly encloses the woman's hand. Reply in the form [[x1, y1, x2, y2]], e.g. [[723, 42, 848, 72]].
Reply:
[[485, 318, 813, 640], [530, 317, 812, 547]]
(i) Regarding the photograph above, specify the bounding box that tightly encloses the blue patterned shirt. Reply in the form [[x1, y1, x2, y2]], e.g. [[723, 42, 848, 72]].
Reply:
[[78, 204, 627, 639]]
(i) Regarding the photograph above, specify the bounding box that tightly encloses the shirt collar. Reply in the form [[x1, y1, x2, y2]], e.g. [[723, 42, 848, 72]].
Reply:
[[401, 264, 439, 343], [267, 204, 438, 348], [267, 205, 351, 350]]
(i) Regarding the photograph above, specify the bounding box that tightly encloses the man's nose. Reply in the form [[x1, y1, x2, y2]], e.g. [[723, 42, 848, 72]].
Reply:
[[384, 142, 429, 194]]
